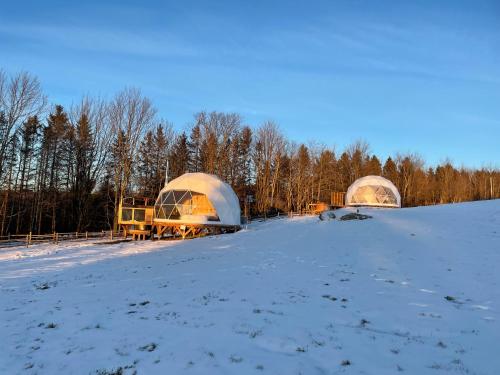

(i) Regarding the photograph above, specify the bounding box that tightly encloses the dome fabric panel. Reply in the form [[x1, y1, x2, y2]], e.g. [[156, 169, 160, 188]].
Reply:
[[346, 175, 401, 208], [156, 173, 241, 225]]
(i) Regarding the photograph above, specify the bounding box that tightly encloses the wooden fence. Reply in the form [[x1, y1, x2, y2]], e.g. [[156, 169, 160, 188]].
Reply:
[[331, 192, 346, 207], [0, 230, 122, 249]]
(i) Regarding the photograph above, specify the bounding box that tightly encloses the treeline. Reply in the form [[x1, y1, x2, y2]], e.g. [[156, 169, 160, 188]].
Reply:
[[0, 69, 499, 235]]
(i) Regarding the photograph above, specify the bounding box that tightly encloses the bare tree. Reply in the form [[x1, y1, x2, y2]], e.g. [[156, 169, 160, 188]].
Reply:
[[69, 96, 113, 230], [0, 70, 46, 182], [109, 88, 156, 230], [253, 121, 285, 214], [395, 153, 424, 206]]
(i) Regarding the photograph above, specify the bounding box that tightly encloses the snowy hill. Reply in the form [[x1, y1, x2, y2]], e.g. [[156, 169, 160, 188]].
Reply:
[[1, 201, 499, 375]]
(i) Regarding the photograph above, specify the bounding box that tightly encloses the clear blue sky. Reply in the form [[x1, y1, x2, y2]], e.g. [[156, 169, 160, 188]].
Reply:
[[1, 0, 499, 167]]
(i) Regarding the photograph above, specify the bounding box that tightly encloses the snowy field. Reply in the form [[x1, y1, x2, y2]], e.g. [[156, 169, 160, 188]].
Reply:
[[1, 201, 499, 375]]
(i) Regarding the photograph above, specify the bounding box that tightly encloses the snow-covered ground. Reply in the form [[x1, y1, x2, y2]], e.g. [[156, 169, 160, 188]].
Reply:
[[1, 201, 499, 375]]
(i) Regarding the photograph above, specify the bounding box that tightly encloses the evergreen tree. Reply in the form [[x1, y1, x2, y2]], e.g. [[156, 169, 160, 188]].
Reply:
[[364, 155, 382, 176], [15, 116, 41, 233], [188, 124, 202, 173], [170, 132, 190, 179], [382, 157, 398, 184]]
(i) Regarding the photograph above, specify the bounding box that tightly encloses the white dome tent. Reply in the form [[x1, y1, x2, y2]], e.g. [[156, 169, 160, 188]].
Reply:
[[154, 173, 241, 238], [345, 175, 401, 208]]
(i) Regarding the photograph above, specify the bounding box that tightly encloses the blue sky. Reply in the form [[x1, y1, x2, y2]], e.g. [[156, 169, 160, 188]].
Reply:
[[1, 0, 499, 167]]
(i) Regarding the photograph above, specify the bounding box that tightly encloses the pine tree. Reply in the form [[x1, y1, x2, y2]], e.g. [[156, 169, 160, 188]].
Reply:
[[137, 130, 155, 196], [38, 105, 71, 233], [170, 132, 190, 179], [14, 116, 41, 233], [152, 124, 171, 194], [364, 155, 382, 176], [188, 124, 202, 173], [382, 157, 398, 184], [337, 152, 351, 191], [72, 112, 96, 231]]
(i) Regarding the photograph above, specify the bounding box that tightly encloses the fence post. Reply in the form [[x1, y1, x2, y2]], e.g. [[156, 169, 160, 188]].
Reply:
[[53, 232, 56, 243], [110, 230, 113, 240], [76, 231, 78, 239], [56, 232, 58, 244], [85, 231, 88, 240]]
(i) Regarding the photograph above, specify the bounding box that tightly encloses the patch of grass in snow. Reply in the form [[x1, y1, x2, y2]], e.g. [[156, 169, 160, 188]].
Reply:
[[45, 322, 57, 329], [34, 281, 56, 290], [312, 340, 325, 347], [341, 360, 351, 366], [249, 330, 262, 338], [359, 319, 370, 327], [229, 355, 243, 363], [322, 294, 337, 301], [35, 282, 50, 290], [444, 295, 462, 304], [340, 213, 372, 221], [95, 368, 123, 375], [138, 343, 157, 352], [437, 341, 447, 348]]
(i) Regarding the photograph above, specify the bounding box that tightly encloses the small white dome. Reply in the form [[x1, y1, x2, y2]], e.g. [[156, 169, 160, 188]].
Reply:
[[346, 175, 401, 208]]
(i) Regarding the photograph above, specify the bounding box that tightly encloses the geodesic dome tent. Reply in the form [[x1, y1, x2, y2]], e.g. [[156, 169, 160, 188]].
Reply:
[[345, 175, 401, 208], [154, 173, 241, 226]]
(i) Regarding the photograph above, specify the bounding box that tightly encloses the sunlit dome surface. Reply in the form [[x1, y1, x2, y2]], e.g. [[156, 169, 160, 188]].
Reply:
[[345, 175, 401, 208], [154, 173, 241, 226]]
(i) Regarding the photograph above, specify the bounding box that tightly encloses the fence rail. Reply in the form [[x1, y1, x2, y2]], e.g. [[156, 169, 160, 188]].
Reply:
[[0, 231, 123, 249]]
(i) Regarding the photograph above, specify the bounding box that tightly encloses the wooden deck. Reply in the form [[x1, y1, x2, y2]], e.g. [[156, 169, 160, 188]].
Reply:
[[155, 222, 240, 240], [118, 196, 240, 241]]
